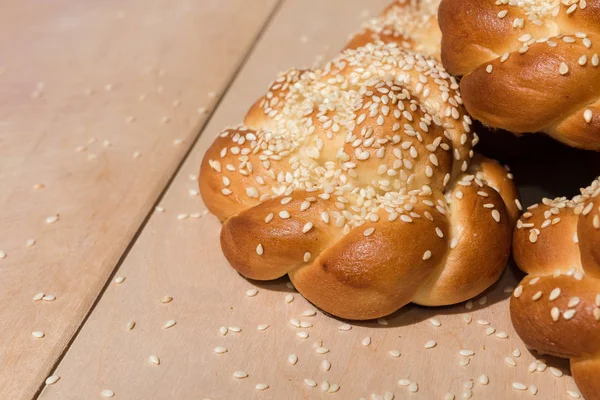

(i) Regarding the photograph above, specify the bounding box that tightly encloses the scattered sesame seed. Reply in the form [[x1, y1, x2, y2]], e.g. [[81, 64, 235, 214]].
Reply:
[[567, 390, 582, 398], [148, 355, 160, 365], [33, 292, 44, 301], [363, 227, 375, 237], [408, 382, 418, 393], [424, 340, 437, 349], [127, 321, 135, 330], [429, 318, 441, 327], [163, 320, 177, 329], [257, 324, 269, 331], [101, 389, 115, 398], [255, 383, 269, 391], [479, 374, 489, 385], [550, 367, 564, 377], [486, 65, 493, 74], [389, 350, 401, 357], [45, 376, 60, 385], [288, 354, 298, 365], [512, 382, 527, 391], [495, 332, 508, 339], [559, 62, 569, 75], [485, 327, 496, 335], [316, 347, 329, 354], [233, 371, 248, 379], [584, 109, 593, 123], [214, 347, 227, 354], [246, 288, 258, 297], [114, 276, 125, 284], [532, 291, 543, 300], [219, 326, 228, 336], [161, 296, 173, 304], [563, 309, 576, 320], [43, 295, 55, 301], [46, 215, 59, 224], [229, 326, 241, 333], [304, 378, 317, 387], [338, 324, 352, 331], [528, 385, 538, 395], [32, 331, 45, 338], [25, 239, 36, 247], [362, 336, 371, 346], [513, 285, 523, 298], [328, 384, 340, 393], [505, 357, 517, 367], [284, 293, 294, 303], [297, 331, 309, 339]]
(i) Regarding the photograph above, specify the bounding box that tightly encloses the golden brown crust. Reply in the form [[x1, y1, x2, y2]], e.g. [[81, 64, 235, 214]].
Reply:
[[439, 0, 600, 150], [200, 7, 519, 321], [511, 178, 600, 400], [346, 0, 441, 59]]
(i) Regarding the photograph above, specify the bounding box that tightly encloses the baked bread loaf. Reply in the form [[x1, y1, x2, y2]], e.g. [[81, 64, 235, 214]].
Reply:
[[438, 0, 600, 150], [346, 0, 441, 58], [511, 178, 600, 400], [200, 33, 520, 319]]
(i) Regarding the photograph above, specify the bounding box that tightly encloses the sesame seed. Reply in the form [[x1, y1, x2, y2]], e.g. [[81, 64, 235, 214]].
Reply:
[[465, 300, 473, 310], [479, 374, 489, 385], [559, 62, 569, 75], [567, 390, 582, 399], [477, 320, 489, 326], [114, 276, 125, 284], [529, 277, 540, 285], [513, 348, 521, 358], [551, 307, 560, 321], [304, 378, 317, 387], [43, 295, 55, 301], [362, 336, 371, 346], [297, 331, 309, 339], [279, 210, 290, 219], [233, 371, 248, 379], [25, 239, 36, 247], [424, 340, 437, 349], [389, 350, 401, 357], [463, 389, 472, 399], [550, 367, 564, 377], [155, 206, 165, 213], [161, 295, 173, 304], [486, 65, 493, 74], [256, 244, 264, 256], [316, 347, 329, 354], [288, 354, 298, 365], [255, 383, 269, 391], [246, 288, 258, 297], [338, 324, 352, 331], [492, 210, 501, 222], [528, 385, 538, 395], [163, 320, 177, 329], [459, 357, 470, 366], [497, 10, 508, 18], [445, 393, 456, 400], [505, 357, 517, 367], [127, 321, 135, 330], [148, 355, 160, 365], [495, 331, 508, 339], [584, 109, 593, 123], [532, 291, 543, 300], [422, 250, 432, 260], [177, 213, 189, 220], [429, 318, 441, 327], [219, 326, 228, 336], [363, 227, 375, 236], [328, 384, 340, 393], [45, 376, 60, 385], [549, 287, 561, 301], [33, 292, 44, 301], [101, 389, 115, 398], [398, 379, 411, 387], [568, 297, 580, 308], [303, 252, 311, 262], [300, 321, 312, 328], [284, 293, 294, 303], [563, 309, 576, 320], [301, 309, 316, 317], [46, 215, 59, 224], [514, 285, 523, 297], [529, 230, 538, 243], [463, 314, 472, 324], [512, 382, 527, 391], [408, 382, 419, 393], [459, 349, 474, 357], [302, 222, 313, 233], [257, 324, 269, 331], [484, 327, 496, 335], [32, 331, 45, 338]]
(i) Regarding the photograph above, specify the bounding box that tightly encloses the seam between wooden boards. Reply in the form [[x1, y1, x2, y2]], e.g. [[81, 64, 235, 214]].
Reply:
[[31, 1, 285, 398]]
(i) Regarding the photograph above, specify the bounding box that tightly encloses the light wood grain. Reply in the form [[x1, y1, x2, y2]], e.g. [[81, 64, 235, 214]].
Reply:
[[37, 1, 583, 400], [0, 1, 279, 399]]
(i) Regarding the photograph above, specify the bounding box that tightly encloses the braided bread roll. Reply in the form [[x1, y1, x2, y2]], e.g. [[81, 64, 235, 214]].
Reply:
[[200, 34, 520, 319], [511, 178, 600, 400], [347, 0, 441, 58], [438, 0, 600, 150]]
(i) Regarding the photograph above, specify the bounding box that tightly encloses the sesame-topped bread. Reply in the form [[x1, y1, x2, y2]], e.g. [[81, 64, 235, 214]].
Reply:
[[199, 40, 520, 320], [438, 0, 600, 150], [346, 0, 441, 59], [511, 177, 600, 400]]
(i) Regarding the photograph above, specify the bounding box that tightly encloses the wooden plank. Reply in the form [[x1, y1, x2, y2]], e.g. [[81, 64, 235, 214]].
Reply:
[[0, 1, 279, 399], [38, 1, 583, 400]]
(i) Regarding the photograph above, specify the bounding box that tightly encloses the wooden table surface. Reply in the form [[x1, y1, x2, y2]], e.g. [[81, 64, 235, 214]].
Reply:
[[0, 0, 593, 399]]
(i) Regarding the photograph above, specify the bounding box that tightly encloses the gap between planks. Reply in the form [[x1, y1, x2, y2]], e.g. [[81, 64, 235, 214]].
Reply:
[[31, 1, 285, 398]]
